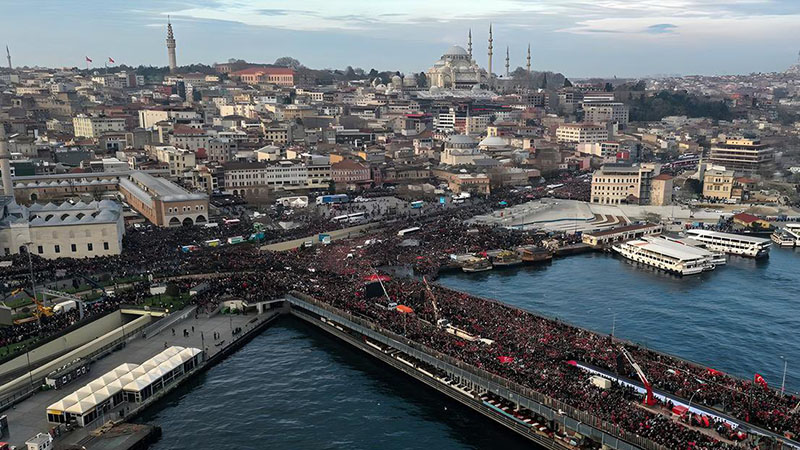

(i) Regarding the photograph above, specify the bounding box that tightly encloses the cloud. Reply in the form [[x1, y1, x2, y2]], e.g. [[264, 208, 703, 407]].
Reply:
[[645, 23, 678, 34]]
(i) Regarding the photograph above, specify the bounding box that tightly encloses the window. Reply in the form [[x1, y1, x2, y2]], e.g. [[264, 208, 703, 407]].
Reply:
[[103, 242, 109, 250], [87, 243, 93, 251], [71, 244, 76, 252], [37, 245, 43, 254], [54, 245, 60, 254]]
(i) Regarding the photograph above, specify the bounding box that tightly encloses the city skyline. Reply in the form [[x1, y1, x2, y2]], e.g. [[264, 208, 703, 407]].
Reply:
[[3, 0, 800, 77]]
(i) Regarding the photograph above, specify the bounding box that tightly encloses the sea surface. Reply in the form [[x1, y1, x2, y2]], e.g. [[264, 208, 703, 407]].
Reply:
[[139, 247, 800, 449]]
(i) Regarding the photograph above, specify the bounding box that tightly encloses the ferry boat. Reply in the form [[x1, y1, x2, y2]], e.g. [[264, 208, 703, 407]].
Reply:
[[461, 256, 493, 273], [490, 250, 523, 267], [516, 245, 553, 263], [658, 235, 726, 266], [771, 224, 800, 248], [685, 229, 771, 258], [612, 237, 716, 276]]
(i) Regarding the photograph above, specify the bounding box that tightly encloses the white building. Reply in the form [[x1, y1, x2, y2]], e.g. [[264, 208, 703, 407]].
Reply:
[[556, 123, 609, 145], [72, 115, 126, 138], [583, 102, 629, 126], [152, 146, 196, 177], [0, 197, 124, 259], [440, 135, 483, 166], [590, 163, 661, 205]]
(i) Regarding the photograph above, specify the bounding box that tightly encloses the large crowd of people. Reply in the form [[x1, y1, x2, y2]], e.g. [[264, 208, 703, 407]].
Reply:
[[0, 191, 796, 449]]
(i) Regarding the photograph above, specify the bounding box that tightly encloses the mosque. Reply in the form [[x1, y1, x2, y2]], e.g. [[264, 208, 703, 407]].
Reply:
[[426, 26, 531, 92]]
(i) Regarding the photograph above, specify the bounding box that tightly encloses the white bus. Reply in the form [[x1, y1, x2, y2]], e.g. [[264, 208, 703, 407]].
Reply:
[[347, 212, 366, 224], [397, 227, 421, 237], [332, 214, 350, 223]]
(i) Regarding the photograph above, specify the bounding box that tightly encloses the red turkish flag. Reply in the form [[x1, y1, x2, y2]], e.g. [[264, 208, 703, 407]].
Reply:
[[85, 56, 92, 63], [754, 373, 768, 389]]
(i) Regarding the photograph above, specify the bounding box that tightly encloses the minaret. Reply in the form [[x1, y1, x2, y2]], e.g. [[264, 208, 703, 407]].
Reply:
[[505, 46, 510, 77], [467, 29, 473, 60], [0, 124, 14, 197], [5, 46, 10, 70], [487, 24, 493, 88], [166, 16, 177, 73], [526, 43, 531, 75]]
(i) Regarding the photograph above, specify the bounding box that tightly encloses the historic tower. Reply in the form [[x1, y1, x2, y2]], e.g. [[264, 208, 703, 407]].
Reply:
[[526, 43, 531, 75], [487, 24, 493, 88], [0, 124, 14, 197], [166, 17, 177, 73], [505, 46, 510, 77], [467, 29, 473, 60]]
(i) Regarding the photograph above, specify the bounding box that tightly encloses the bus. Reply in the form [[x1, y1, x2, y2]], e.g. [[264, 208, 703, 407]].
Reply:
[[223, 218, 240, 226], [397, 227, 421, 237], [316, 194, 350, 205], [332, 214, 350, 223], [227, 236, 244, 245], [347, 212, 366, 224], [410, 201, 424, 209], [204, 239, 221, 247]]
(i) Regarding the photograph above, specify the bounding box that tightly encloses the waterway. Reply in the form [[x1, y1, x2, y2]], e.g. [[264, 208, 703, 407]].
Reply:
[[439, 247, 800, 394], [139, 247, 800, 448], [138, 319, 533, 450]]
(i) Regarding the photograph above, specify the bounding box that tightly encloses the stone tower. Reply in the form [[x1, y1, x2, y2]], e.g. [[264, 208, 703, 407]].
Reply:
[[0, 124, 14, 197], [468, 29, 472, 60], [166, 17, 177, 73], [487, 24, 493, 88], [526, 43, 531, 75]]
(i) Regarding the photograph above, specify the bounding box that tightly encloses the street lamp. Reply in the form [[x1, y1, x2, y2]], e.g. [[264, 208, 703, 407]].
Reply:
[[686, 388, 701, 424], [781, 356, 788, 396], [608, 308, 617, 337]]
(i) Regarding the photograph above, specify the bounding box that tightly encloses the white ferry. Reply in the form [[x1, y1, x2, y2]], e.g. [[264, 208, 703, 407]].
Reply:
[[771, 224, 800, 248], [656, 235, 727, 266], [612, 237, 716, 276], [685, 229, 771, 258]]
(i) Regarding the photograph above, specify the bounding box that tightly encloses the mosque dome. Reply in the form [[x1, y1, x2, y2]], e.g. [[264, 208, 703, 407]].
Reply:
[[444, 45, 469, 57], [479, 136, 507, 148]]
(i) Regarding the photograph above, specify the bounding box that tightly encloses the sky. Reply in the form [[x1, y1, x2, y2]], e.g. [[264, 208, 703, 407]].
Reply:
[[2, 0, 800, 78]]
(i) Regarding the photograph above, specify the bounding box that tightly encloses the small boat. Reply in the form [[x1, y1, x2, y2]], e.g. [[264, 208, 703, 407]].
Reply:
[[517, 245, 553, 263], [491, 250, 522, 267], [462, 256, 492, 273]]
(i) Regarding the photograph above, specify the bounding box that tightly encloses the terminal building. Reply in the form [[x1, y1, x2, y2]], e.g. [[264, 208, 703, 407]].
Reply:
[[590, 163, 671, 205], [119, 171, 209, 227]]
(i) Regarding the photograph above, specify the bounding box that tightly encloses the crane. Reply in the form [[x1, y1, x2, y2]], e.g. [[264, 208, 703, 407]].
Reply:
[[620, 346, 657, 406]]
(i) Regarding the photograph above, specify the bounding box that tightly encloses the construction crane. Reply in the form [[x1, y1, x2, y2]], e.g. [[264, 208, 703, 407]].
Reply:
[[422, 276, 442, 326], [620, 346, 657, 406]]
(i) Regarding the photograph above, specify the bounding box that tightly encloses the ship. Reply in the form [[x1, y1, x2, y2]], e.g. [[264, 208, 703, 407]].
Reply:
[[487, 250, 523, 267], [612, 236, 716, 276], [461, 256, 493, 273], [771, 224, 800, 248], [685, 229, 770, 258], [516, 245, 553, 263]]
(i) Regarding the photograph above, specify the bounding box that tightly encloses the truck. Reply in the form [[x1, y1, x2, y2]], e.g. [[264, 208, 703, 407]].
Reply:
[[315, 194, 349, 205]]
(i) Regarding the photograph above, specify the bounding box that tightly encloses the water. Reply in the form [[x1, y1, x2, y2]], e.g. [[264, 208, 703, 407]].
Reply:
[[139, 248, 800, 448], [438, 247, 800, 394], [138, 319, 533, 450]]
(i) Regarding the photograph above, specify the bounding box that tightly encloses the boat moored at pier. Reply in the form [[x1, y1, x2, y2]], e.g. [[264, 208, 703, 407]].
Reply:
[[461, 256, 493, 273], [771, 224, 800, 248], [612, 236, 716, 275], [516, 245, 554, 263], [487, 250, 523, 267], [685, 229, 771, 258]]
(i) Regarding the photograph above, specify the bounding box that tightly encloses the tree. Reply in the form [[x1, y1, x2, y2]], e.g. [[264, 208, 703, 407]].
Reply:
[[540, 73, 548, 89], [274, 57, 302, 69], [415, 72, 427, 87], [344, 66, 357, 80]]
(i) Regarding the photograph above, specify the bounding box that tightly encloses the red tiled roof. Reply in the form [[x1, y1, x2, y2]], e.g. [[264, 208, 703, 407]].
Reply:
[[653, 174, 673, 181], [733, 212, 761, 223]]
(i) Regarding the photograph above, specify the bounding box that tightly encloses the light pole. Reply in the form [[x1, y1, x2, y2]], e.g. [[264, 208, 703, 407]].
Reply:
[[23, 242, 37, 306], [781, 356, 788, 396], [608, 308, 617, 337], [686, 388, 701, 424]]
